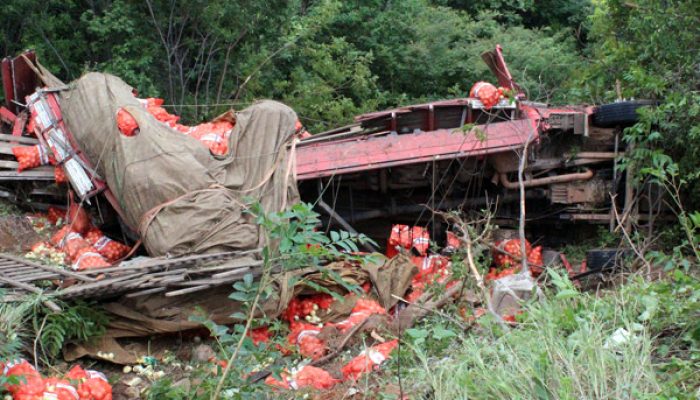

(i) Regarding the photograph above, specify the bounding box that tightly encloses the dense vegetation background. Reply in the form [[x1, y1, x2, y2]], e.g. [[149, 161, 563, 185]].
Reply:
[[1, 0, 698, 189], [1, 2, 699, 398]]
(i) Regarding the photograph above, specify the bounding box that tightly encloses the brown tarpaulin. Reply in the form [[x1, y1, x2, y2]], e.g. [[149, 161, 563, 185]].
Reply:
[[43, 71, 299, 257]]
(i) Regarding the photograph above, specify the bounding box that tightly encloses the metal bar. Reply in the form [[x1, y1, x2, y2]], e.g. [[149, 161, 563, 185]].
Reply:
[[317, 199, 379, 253], [0, 106, 16, 125], [11, 113, 27, 137]]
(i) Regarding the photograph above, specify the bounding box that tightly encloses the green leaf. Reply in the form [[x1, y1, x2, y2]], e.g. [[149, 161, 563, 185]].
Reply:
[[555, 289, 579, 300], [229, 291, 250, 302], [432, 326, 457, 340], [243, 273, 254, 287]]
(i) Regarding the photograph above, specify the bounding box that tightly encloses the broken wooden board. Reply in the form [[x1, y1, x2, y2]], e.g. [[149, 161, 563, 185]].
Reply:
[[0, 249, 264, 302]]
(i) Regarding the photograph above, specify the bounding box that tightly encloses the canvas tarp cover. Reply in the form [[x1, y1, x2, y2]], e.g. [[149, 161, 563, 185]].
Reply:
[[49, 72, 299, 256]]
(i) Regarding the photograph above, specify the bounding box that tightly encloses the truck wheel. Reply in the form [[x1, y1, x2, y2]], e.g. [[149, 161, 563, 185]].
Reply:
[[592, 100, 656, 128]]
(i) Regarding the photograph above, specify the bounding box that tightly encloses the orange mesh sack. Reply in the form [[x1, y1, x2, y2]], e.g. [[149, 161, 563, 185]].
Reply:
[[65, 366, 112, 400], [71, 247, 111, 271], [341, 339, 398, 381], [493, 239, 533, 268], [51, 226, 72, 247], [386, 224, 430, 257], [470, 81, 501, 109], [265, 365, 339, 390], [145, 97, 180, 125], [3, 359, 45, 398], [85, 228, 130, 262], [55, 165, 68, 183], [67, 201, 91, 235], [187, 121, 234, 155], [12, 144, 51, 172], [63, 232, 92, 262], [43, 377, 80, 400], [116, 108, 139, 136], [334, 298, 386, 332], [287, 322, 326, 360]]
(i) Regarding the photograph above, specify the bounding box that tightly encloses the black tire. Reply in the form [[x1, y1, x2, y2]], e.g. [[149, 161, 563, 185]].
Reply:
[[592, 100, 656, 128], [585, 248, 632, 272]]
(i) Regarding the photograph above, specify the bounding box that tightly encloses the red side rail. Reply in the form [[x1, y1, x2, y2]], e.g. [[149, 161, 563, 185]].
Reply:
[[296, 118, 538, 180]]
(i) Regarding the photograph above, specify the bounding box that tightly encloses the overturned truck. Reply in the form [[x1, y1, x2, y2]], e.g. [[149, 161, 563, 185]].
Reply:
[[0, 47, 655, 299]]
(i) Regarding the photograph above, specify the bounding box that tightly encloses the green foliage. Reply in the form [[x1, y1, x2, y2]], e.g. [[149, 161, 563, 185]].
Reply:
[[402, 271, 700, 399], [0, 290, 32, 360], [572, 0, 700, 217], [1, 0, 585, 129], [36, 301, 108, 360], [145, 378, 188, 400], [0, 200, 20, 217], [249, 201, 378, 276], [177, 202, 379, 399]]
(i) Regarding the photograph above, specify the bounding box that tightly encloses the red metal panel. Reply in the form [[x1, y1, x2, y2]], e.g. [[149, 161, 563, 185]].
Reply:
[[481, 44, 524, 98], [296, 118, 538, 180], [1, 58, 14, 112], [1, 51, 37, 114], [0, 106, 16, 125], [11, 113, 26, 137]]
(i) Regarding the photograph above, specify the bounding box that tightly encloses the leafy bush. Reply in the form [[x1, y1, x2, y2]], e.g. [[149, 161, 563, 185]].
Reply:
[[36, 300, 109, 360], [165, 202, 378, 399], [0, 290, 34, 360]]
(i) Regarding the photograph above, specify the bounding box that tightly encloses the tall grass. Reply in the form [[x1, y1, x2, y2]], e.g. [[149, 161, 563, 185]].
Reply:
[[406, 273, 665, 399]]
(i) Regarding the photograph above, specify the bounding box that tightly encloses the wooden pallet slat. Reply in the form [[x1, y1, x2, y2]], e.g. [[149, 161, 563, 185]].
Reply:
[[0, 133, 38, 145], [0, 249, 265, 301]]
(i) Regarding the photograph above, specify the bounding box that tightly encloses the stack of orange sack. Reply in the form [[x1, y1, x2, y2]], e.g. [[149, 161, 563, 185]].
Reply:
[[28, 204, 130, 272], [116, 98, 234, 156], [264, 340, 399, 390], [282, 294, 389, 361], [386, 224, 460, 302], [254, 224, 470, 392], [1, 359, 112, 400], [486, 238, 543, 281], [10, 114, 68, 181], [234, 292, 398, 391]]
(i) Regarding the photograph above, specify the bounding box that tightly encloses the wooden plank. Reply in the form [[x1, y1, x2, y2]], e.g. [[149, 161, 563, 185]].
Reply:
[[177, 269, 253, 286], [57, 273, 142, 296], [0, 160, 19, 169], [124, 287, 166, 298], [0, 133, 38, 145], [9, 272, 59, 281], [0, 142, 16, 155], [187, 258, 262, 274], [0, 167, 54, 180], [0, 106, 16, 125], [165, 269, 263, 297], [0, 276, 61, 312], [165, 285, 212, 297], [82, 249, 261, 275], [0, 254, 95, 282]]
